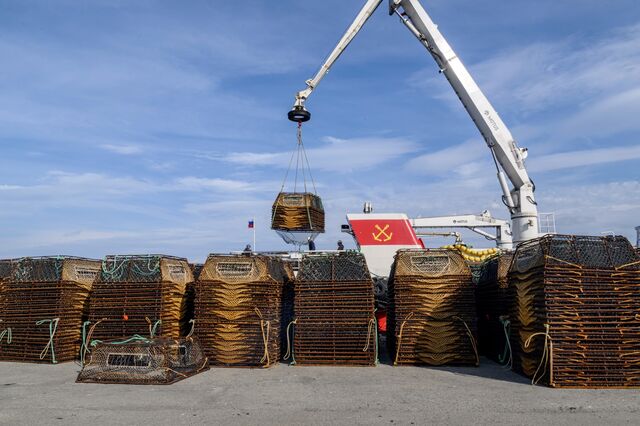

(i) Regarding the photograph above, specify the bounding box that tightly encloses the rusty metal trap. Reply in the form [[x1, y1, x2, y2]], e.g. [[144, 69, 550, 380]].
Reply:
[[76, 336, 208, 385], [475, 252, 514, 364], [193, 254, 290, 367], [508, 234, 640, 388], [86, 255, 194, 343], [388, 249, 478, 367], [288, 252, 377, 366], [0, 256, 101, 363]]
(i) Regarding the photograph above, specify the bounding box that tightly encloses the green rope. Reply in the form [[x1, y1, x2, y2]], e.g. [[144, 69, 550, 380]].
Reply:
[[101, 255, 128, 281], [283, 320, 297, 366], [89, 334, 151, 349], [80, 321, 91, 365], [0, 328, 12, 345], [498, 317, 512, 369], [150, 320, 161, 338], [131, 256, 160, 277], [36, 318, 59, 364]]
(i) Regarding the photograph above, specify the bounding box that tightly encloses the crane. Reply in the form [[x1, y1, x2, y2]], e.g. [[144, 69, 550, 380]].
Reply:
[[288, 0, 539, 245]]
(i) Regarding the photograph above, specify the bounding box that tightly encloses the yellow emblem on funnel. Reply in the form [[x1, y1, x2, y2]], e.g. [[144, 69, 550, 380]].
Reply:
[[372, 224, 393, 242]]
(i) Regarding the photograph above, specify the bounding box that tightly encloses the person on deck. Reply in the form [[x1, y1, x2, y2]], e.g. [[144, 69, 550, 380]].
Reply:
[[243, 244, 252, 255], [337, 240, 344, 251], [308, 237, 316, 251]]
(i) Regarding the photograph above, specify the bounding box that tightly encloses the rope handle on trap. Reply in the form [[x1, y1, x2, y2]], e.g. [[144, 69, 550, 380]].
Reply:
[[453, 316, 479, 367], [498, 316, 512, 370], [283, 319, 297, 365], [363, 311, 379, 366], [255, 308, 272, 367], [394, 312, 414, 366], [0, 319, 11, 345], [36, 317, 59, 364], [524, 324, 554, 386], [145, 317, 162, 338], [186, 319, 196, 338]]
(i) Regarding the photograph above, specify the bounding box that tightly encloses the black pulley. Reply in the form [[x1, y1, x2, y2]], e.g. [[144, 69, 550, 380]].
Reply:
[[288, 106, 311, 123]]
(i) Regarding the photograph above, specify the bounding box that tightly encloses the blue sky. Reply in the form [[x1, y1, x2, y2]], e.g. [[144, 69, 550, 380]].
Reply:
[[0, 0, 639, 260]]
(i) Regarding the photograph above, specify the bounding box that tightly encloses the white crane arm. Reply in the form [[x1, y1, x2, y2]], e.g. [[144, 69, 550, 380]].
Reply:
[[289, 0, 539, 244], [288, 0, 384, 122], [410, 212, 513, 249]]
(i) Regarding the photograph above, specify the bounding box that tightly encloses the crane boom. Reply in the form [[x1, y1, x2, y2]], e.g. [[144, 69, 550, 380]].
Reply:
[[289, 0, 539, 244]]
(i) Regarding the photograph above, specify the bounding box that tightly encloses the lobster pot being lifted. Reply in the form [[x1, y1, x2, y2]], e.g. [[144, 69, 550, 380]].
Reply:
[[0, 257, 101, 363], [271, 192, 325, 245]]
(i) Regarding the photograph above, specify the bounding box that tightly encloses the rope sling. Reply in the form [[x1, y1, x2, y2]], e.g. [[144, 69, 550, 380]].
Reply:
[[271, 122, 321, 234]]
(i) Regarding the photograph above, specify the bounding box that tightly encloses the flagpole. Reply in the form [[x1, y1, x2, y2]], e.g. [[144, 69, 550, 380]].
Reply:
[[252, 216, 256, 252]]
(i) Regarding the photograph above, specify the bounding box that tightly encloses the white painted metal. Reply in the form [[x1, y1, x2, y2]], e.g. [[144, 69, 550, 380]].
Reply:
[[538, 212, 557, 235], [410, 211, 513, 249], [291, 0, 540, 245], [635, 226, 640, 248]]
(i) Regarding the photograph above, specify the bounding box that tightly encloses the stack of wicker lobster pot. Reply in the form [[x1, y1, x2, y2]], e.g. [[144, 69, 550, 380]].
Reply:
[[194, 254, 290, 367], [292, 252, 376, 366], [0, 257, 101, 363], [87, 255, 194, 342], [388, 249, 478, 366], [271, 192, 325, 233], [476, 252, 514, 363], [508, 235, 640, 388]]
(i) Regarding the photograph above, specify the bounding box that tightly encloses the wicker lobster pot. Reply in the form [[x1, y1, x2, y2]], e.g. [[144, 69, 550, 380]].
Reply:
[[508, 235, 640, 388], [0, 257, 101, 363], [476, 252, 514, 363], [271, 192, 325, 233], [292, 252, 377, 366], [87, 255, 194, 342], [388, 249, 478, 367], [77, 336, 209, 385], [194, 254, 290, 367]]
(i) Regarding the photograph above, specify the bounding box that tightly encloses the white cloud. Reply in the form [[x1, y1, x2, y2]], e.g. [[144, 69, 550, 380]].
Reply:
[[224, 135, 419, 172], [174, 177, 273, 192], [100, 144, 143, 155], [405, 140, 487, 176], [409, 23, 640, 114], [529, 145, 640, 173]]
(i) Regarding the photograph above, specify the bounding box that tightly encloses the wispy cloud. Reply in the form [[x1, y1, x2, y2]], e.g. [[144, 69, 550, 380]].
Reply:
[[224, 136, 419, 172], [100, 144, 143, 155], [529, 145, 640, 173]]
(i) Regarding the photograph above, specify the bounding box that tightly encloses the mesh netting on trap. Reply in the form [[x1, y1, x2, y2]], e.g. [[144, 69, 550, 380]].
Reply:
[[507, 234, 640, 388], [194, 254, 290, 367], [388, 249, 478, 367], [77, 336, 209, 385], [0, 256, 101, 363], [475, 252, 514, 364], [87, 255, 194, 342], [291, 252, 377, 366]]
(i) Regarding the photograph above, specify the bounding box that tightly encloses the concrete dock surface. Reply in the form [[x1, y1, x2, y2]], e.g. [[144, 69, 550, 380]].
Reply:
[[1, 359, 639, 425]]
